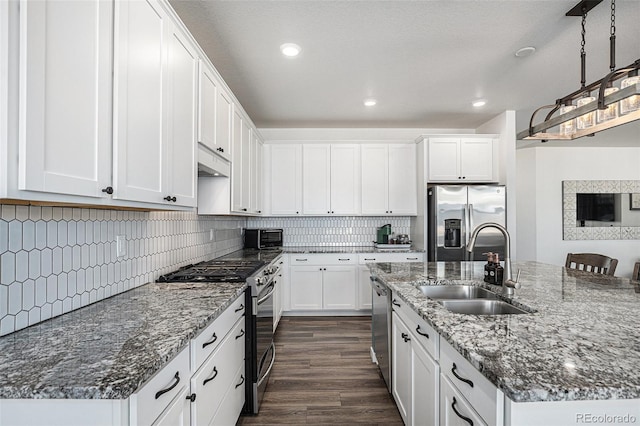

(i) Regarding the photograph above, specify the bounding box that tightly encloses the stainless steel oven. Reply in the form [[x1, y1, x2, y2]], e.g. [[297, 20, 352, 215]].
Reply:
[[246, 253, 281, 413]]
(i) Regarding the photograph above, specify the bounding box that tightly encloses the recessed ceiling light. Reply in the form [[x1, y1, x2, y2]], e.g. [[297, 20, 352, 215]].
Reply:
[[472, 99, 487, 107], [280, 43, 301, 57], [364, 98, 377, 107], [515, 46, 536, 57]]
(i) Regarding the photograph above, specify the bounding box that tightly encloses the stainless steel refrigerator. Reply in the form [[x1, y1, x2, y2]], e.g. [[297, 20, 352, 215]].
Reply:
[[427, 185, 506, 261]]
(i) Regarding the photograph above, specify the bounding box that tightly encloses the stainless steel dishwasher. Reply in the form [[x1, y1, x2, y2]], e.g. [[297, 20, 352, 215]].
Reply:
[[371, 273, 392, 392]]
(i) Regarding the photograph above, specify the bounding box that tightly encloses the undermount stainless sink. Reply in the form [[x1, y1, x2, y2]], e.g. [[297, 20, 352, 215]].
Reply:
[[438, 299, 530, 315], [418, 285, 497, 300]]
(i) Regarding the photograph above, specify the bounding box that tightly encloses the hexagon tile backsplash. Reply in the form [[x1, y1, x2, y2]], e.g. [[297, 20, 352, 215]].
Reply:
[[0, 205, 246, 336]]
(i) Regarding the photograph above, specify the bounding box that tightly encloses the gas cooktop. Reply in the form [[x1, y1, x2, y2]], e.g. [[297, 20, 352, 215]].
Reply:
[[157, 259, 265, 283]]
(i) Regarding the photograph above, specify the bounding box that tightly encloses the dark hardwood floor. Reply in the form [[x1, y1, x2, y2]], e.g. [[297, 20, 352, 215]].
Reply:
[[238, 316, 403, 425]]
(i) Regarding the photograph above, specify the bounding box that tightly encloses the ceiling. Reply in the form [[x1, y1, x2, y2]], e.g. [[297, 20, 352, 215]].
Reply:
[[169, 0, 640, 140]]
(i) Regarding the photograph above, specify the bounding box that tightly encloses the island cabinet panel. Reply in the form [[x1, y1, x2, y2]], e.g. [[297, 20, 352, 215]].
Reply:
[[440, 338, 500, 426], [391, 298, 439, 426], [504, 398, 640, 426], [440, 375, 487, 426]]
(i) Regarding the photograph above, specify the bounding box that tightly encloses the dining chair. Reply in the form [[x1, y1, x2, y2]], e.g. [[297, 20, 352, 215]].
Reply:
[[565, 253, 618, 276], [633, 261, 640, 281]]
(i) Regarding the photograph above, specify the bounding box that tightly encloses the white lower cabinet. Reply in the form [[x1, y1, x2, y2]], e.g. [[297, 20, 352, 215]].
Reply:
[[440, 376, 486, 426], [153, 386, 191, 426], [288, 254, 357, 312], [210, 364, 246, 426], [391, 299, 439, 426]]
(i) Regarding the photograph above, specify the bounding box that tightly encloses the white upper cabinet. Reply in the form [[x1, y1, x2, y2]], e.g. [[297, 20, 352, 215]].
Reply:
[[198, 60, 232, 162], [231, 109, 243, 212], [164, 22, 198, 207], [231, 110, 254, 213], [302, 145, 331, 215], [215, 87, 233, 161], [361, 144, 417, 215], [18, 0, 112, 198], [197, 61, 216, 152], [269, 144, 303, 215], [330, 144, 360, 215], [427, 137, 495, 182], [250, 135, 263, 214], [241, 118, 252, 212], [113, 0, 197, 207], [113, 0, 167, 204]]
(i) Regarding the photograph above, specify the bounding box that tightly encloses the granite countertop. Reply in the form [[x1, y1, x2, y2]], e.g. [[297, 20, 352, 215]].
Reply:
[[215, 247, 283, 263], [283, 245, 425, 254], [0, 281, 247, 399], [371, 261, 640, 403]]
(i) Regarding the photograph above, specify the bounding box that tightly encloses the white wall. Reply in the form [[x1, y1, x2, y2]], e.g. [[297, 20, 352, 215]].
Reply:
[[476, 111, 518, 259], [516, 145, 640, 278]]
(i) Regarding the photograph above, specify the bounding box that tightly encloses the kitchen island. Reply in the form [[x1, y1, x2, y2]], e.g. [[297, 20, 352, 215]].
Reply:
[[373, 260, 640, 425]]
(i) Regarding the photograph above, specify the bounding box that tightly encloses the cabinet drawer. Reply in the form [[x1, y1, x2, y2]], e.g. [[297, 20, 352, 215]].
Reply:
[[130, 346, 190, 426], [440, 339, 497, 426], [191, 318, 245, 426], [358, 253, 424, 264], [289, 253, 357, 266], [440, 375, 487, 426], [191, 293, 246, 370], [393, 295, 438, 360], [210, 362, 246, 426]]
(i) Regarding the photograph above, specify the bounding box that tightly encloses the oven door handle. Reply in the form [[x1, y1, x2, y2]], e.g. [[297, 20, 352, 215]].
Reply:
[[257, 282, 276, 305], [257, 342, 276, 387]]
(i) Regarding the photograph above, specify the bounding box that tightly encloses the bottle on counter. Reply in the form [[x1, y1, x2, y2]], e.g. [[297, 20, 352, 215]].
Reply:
[[483, 252, 495, 284], [493, 253, 504, 285]]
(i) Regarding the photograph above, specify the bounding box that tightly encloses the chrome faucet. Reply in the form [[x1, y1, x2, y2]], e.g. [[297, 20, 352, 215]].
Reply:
[[467, 222, 521, 296]]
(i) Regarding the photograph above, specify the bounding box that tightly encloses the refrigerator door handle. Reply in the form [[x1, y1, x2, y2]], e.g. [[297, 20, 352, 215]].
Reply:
[[468, 203, 474, 237]]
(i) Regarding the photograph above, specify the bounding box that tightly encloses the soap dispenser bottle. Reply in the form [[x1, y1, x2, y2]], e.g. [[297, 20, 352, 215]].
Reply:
[[493, 253, 504, 285], [483, 252, 495, 284]]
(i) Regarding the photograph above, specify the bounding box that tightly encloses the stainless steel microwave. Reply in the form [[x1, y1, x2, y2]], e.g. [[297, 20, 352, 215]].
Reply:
[[244, 229, 283, 249]]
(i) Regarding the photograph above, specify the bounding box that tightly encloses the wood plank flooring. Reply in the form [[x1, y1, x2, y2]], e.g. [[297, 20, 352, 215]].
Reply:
[[238, 316, 403, 425]]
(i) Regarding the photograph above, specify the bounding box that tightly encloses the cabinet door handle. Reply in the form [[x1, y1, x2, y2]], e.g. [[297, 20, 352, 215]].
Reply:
[[415, 325, 429, 339], [101, 186, 113, 195], [235, 304, 244, 313], [451, 397, 474, 426], [235, 329, 245, 339], [163, 195, 177, 202], [406, 257, 418, 260], [295, 258, 307, 262], [186, 393, 196, 402], [401, 332, 411, 342], [451, 363, 474, 388], [203, 366, 218, 386], [392, 299, 401, 307], [202, 332, 218, 348], [235, 374, 245, 388], [155, 372, 180, 400]]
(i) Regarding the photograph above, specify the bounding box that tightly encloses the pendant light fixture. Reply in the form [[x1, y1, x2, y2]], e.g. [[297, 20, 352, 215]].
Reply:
[[517, 0, 640, 141]]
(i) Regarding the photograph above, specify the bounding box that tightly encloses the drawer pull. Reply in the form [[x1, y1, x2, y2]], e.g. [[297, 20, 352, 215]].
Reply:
[[392, 299, 401, 307], [295, 258, 308, 262], [203, 366, 218, 386], [401, 332, 411, 343], [202, 332, 218, 348], [338, 258, 351, 261], [364, 258, 376, 261], [186, 393, 196, 402], [415, 325, 429, 339], [451, 397, 474, 426], [155, 372, 180, 400], [235, 304, 244, 313], [451, 363, 474, 388], [235, 374, 245, 389], [235, 329, 245, 339], [406, 257, 419, 260]]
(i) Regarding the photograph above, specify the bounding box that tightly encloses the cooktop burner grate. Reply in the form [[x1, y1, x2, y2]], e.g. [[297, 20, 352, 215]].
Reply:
[[157, 259, 265, 283]]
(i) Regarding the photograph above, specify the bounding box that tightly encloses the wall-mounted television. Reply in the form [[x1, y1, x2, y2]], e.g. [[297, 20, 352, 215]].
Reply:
[[576, 193, 616, 222]]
